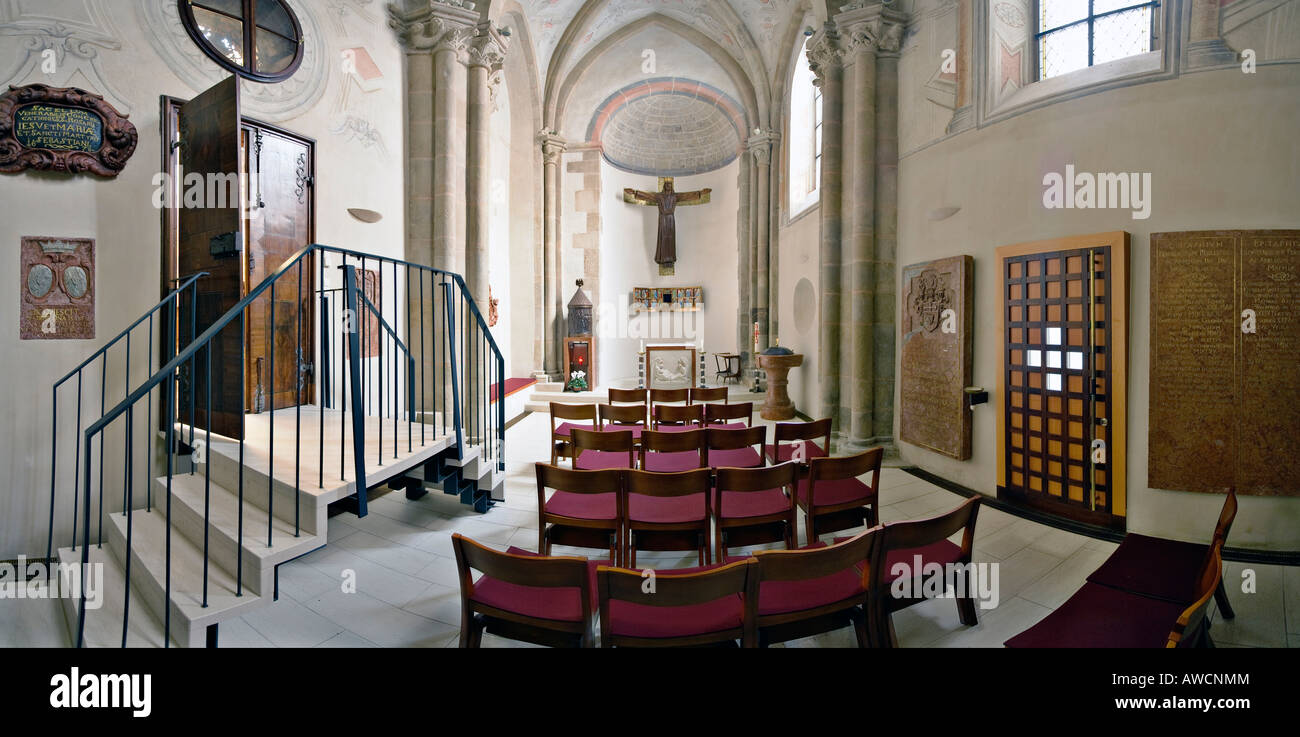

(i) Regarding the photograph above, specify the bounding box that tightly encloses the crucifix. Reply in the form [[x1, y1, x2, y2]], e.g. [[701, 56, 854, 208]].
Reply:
[[623, 177, 712, 276]]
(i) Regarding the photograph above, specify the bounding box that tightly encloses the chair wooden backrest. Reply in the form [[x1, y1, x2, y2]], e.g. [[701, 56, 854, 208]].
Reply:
[[752, 527, 877, 585], [1212, 487, 1238, 547], [608, 387, 648, 405], [596, 558, 759, 646], [806, 448, 883, 505], [654, 403, 704, 428], [1167, 540, 1224, 648], [715, 462, 798, 518], [649, 388, 690, 408], [639, 429, 707, 469], [626, 467, 712, 501], [534, 463, 624, 512], [452, 533, 594, 621], [772, 418, 832, 452], [706, 426, 768, 470], [599, 403, 647, 428], [550, 402, 596, 432], [690, 386, 728, 405], [705, 401, 753, 427], [875, 496, 981, 564], [571, 428, 635, 465]]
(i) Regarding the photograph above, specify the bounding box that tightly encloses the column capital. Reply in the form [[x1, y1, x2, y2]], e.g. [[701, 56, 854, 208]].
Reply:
[[468, 22, 509, 71], [388, 1, 479, 54], [805, 24, 844, 86], [746, 129, 780, 165], [835, 3, 909, 58], [539, 131, 568, 164]]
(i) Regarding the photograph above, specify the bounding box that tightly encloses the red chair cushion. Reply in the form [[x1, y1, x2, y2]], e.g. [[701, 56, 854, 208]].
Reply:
[[471, 548, 609, 622], [629, 493, 709, 523], [656, 424, 705, 433], [643, 451, 704, 473], [1085, 533, 1206, 604], [766, 441, 827, 464], [705, 422, 749, 430], [544, 490, 618, 521], [717, 488, 791, 520], [603, 425, 646, 440], [757, 567, 866, 616], [708, 447, 763, 468], [553, 422, 594, 438], [797, 477, 874, 508], [575, 449, 633, 470], [607, 596, 743, 639], [1004, 582, 1187, 648], [881, 540, 965, 584]]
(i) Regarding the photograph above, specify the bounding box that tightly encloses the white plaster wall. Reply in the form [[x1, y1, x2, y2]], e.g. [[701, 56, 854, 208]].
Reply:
[[595, 160, 741, 385], [777, 209, 822, 416], [895, 65, 1300, 551], [0, 0, 406, 559], [488, 80, 513, 375]]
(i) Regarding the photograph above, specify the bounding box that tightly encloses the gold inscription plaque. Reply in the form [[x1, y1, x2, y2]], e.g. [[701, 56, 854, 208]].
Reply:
[[1149, 230, 1300, 496]]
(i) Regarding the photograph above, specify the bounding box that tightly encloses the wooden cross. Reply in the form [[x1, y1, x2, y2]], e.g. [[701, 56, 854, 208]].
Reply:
[[623, 177, 712, 276]]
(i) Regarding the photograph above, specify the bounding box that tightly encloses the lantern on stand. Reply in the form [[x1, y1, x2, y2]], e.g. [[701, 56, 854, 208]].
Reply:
[[564, 279, 594, 392]]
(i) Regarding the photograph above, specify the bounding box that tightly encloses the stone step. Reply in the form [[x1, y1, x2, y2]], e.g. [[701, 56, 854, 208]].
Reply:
[[57, 545, 177, 648], [105, 509, 267, 648]]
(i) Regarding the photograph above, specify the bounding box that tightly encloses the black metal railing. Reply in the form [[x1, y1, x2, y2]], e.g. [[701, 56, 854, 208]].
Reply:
[[46, 244, 503, 647]]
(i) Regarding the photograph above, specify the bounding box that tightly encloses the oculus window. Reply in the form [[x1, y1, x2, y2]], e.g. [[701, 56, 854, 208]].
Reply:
[[181, 0, 305, 82], [1037, 0, 1158, 80]]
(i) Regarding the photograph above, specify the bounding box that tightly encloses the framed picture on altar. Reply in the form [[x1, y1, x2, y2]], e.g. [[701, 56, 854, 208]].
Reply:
[[645, 344, 697, 390]]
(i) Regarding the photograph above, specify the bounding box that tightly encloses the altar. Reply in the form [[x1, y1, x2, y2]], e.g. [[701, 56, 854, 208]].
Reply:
[[643, 343, 699, 390]]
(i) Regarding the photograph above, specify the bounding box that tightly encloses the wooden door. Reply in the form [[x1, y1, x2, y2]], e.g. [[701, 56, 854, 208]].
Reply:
[[997, 233, 1129, 527], [176, 76, 244, 439], [243, 125, 314, 412]]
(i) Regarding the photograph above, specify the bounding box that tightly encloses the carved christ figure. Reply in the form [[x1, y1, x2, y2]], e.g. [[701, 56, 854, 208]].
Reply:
[[623, 177, 712, 274]]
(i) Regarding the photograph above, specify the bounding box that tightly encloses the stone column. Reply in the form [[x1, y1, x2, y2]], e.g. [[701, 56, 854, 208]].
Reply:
[[765, 131, 782, 346], [735, 151, 752, 374], [948, 0, 974, 134], [466, 26, 507, 310], [540, 132, 567, 378], [840, 15, 878, 451], [873, 20, 903, 448], [432, 36, 469, 273], [748, 131, 777, 353], [808, 24, 845, 435], [1187, 0, 1237, 67]]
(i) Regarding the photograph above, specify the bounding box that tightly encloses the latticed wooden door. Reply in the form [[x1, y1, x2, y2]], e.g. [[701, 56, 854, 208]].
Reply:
[[997, 233, 1129, 527]]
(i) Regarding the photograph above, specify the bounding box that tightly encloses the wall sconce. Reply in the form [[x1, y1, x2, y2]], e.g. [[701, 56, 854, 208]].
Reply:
[[348, 208, 383, 224], [927, 206, 961, 221]]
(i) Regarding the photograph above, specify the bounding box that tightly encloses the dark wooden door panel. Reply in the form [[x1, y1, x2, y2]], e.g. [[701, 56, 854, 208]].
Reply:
[[177, 76, 243, 439]]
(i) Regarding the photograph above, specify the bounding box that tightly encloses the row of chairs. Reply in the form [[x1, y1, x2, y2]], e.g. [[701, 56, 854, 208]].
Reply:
[[610, 386, 731, 406], [537, 448, 881, 566], [1006, 488, 1237, 648], [453, 496, 983, 648]]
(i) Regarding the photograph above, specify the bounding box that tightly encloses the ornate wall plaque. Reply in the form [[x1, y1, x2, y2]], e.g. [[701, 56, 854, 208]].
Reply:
[[1150, 230, 1300, 497], [0, 84, 137, 177], [21, 236, 95, 340], [900, 255, 973, 460]]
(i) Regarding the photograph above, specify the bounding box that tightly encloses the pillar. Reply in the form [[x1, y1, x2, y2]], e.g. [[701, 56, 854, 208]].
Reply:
[[540, 132, 567, 378], [808, 24, 845, 436]]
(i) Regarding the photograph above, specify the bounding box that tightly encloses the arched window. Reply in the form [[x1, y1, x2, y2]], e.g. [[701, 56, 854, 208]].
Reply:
[[788, 35, 822, 218], [1037, 1, 1160, 80]]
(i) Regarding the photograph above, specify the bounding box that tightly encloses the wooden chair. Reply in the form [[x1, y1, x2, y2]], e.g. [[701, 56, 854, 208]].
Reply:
[[766, 418, 831, 466], [452, 534, 600, 648], [715, 462, 798, 562], [750, 529, 878, 647], [1086, 487, 1237, 619], [596, 558, 758, 647], [607, 387, 647, 405], [625, 468, 714, 567], [705, 401, 753, 428], [653, 403, 704, 431], [649, 387, 689, 414], [871, 497, 981, 647], [571, 428, 635, 471], [1005, 541, 1224, 649], [799, 449, 882, 544], [549, 402, 596, 465], [690, 386, 728, 405], [639, 428, 707, 473], [705, 425, 766, 469], [598, 402, 647, 441], [535, 464, 624, 567]]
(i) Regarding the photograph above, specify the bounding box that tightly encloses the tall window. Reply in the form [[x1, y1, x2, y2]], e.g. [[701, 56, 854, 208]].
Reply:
[[1037, 0, 1158, 80], [788, 36, 822, 217]]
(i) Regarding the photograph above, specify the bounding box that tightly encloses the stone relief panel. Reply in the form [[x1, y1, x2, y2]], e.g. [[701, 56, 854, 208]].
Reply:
[[899, 255, 973, 460], [20, 235, 95, 340]]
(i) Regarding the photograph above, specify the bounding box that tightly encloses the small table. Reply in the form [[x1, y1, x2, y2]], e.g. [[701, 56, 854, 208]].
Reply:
[[757, 353, 804, 420]]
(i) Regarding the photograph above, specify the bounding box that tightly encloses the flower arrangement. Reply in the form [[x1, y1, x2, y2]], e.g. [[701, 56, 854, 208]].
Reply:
[[565, 369, 588, 392]]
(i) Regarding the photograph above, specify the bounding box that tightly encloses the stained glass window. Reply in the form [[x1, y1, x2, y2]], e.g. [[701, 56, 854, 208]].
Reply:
[[182, 0, 304, 82], [1038, 1, 1157, 80]]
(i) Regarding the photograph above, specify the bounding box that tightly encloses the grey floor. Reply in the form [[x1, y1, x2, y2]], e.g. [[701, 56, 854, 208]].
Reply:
[[4, 410, 1297, 648]]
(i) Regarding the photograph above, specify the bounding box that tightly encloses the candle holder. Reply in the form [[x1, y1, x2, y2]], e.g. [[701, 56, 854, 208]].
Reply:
[[637, 351, 646, 390], [698, 351, 708, 388]]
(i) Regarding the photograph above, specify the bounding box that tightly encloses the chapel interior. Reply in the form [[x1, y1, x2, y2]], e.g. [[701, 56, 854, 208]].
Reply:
[[0, 0, 1297, 650]]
